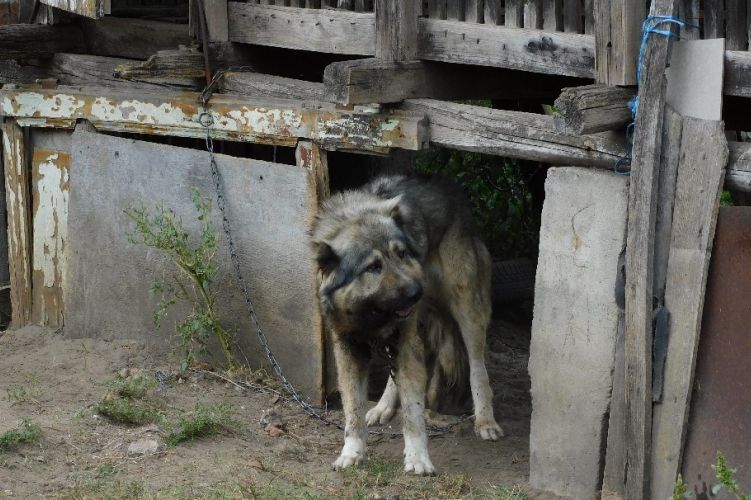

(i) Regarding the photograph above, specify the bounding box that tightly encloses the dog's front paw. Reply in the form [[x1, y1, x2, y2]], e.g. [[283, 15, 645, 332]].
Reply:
[[366, 403, 396, 426], [475, 419, 504, 441], [404, 452, 436, 476], [332, 450, 365, 470]]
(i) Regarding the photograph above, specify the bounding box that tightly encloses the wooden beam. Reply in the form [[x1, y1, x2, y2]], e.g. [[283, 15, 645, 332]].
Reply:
[[77, 17, 192, 60], [323, 58, 565, 105], [594, 0, 646, 85], [228, 2, 376, 55], [221, 71, 326, 100], [375, 0, 419, 60], [113, 48, 204, 88], [553, 84, 635, 135], [1, 120, 32, 328], [403, 98, 625, 167], [203, 0, 229, 42], [623, 0, 678, 498], [726, 141, 751, 192], [418, 18, 595, 78], [724, 50, 751, 98], [0, 24, 86, 60], [650, 118, 728, 500], [0, 60, 49, 86], [0, 86, 427, 152]]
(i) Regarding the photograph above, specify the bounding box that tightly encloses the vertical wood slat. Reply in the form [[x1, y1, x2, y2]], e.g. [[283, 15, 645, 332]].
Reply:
[[524, 0, 543, 29], [623, 0, 679, 497], [375, 0, 419, 60], [505, 0, 524, 26], [543, 0, 563, 30], [595, 0, 647, 85], [584, 0, 594, 34], [563, 0, 581, 32], [1, 121, 32, 328], [428, 0, 446, 19], [704, 0, 725, 39], [484, 0, 500, 24], [446, 0, 465, 20], [465, 0, 483, 22], [678, 0, 700, 40], [726, 0, 748, 50]]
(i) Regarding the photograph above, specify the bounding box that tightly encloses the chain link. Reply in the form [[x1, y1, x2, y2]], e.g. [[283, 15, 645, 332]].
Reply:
[[197, 73, 469, 438]]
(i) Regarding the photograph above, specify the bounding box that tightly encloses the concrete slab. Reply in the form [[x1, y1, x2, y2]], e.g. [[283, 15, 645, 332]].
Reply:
[[66, 128, 324, 401], [528, 167, 628, 499]]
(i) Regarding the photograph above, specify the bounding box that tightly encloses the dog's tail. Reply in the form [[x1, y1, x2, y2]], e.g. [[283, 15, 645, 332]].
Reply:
[[421, 309, 470, 414]]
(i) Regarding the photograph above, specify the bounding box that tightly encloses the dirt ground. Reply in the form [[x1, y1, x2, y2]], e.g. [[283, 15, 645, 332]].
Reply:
[[0, 316, 559, 499]]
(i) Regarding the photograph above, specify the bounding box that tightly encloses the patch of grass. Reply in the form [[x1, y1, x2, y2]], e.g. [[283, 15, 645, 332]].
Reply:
[[166, 402, 239, 446], [5, 373, 44, 405], [0, 418, 41, 452], [95, 397, 160, 426], [107, 375, 154, 400], [343, 458, 401, 488], [489, 484, 531, 500], [59, 479, 146, 500]]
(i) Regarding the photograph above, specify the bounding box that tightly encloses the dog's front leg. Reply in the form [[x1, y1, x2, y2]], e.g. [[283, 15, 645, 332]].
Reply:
[[332, 337, 368, 470], [396, 319, 436, 476]]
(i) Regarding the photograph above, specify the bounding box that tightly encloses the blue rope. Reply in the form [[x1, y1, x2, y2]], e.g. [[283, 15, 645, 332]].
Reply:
[[613, 15, 697, 176]]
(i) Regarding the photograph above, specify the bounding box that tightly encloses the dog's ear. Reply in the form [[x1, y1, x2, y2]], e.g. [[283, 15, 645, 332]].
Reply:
[[312, 240, 340, 274], [381, 195, 405, 226]]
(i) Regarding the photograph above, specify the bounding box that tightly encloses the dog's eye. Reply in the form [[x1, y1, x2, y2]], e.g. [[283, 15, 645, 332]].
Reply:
[[396, 248, 407, 259], [365, 260, 382, 274]]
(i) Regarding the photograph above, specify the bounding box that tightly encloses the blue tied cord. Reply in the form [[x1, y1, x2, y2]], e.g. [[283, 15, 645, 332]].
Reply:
[[614, 15, 696, 176]]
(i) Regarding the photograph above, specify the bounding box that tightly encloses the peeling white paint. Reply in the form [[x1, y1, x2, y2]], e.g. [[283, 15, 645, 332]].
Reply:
[[3, 92, 86, 119], [33, 153, 68, 289], [91, 98, 190, 126]]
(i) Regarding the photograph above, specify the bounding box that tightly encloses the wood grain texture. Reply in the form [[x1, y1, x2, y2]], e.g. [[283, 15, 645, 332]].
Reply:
[[221, 71, 326, 100], [1, 121, 32, 329], [40, 0, 101, 19], [505, 0, 523, 27], [228, 2, 376, 55], [78, 17, 191, 60], [483, 0, 500, 24], [650, 118, 728, 500], [563, 0, 580, 32], [703, 0, 725, 39], [553, 84, 635, 134], [724, 50, 751, 98], [203, 0, 229, 41], [594, 0, 646, 85], [418, 18, 595, 77], [0, 24, 86, 60], [375, 0, 419, 60], [113, 48, 204, 88], [623, 1, 678, 497], [465, 0, 483, 22], [524, 0, 543, 29], [403, 98, 625, 167], [543, 0, 562, 31]]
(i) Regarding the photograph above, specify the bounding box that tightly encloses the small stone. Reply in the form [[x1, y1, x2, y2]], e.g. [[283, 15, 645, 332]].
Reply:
[[127, 439, 159, 456], [264, 424, 285, 437]]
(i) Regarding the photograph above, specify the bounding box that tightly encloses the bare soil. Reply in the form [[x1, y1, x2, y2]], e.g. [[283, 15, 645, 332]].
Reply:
[[0, 318, 559, 499]]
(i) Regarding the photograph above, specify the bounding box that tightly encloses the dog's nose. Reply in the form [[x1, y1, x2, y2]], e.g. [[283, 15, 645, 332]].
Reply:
[[403, 283, 423, 303]]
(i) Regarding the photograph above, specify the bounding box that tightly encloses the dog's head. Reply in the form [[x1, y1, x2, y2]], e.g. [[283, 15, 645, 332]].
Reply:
[[310, 191, 424, 335]]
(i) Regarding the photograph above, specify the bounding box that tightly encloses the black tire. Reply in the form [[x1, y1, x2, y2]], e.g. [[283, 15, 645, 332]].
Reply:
[[491, 258, 536, 305]]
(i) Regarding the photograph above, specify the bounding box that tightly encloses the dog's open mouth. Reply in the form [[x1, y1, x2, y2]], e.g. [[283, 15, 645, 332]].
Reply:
[[394, 306, 414, 319]]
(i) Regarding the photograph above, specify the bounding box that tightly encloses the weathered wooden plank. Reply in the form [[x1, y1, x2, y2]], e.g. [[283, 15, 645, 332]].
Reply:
[[428, 0, 446, 19], [595, 0, 647, 85], [375, 0, 419, 60], [113, 48, 204, 88], [228, 2, 376, 55], [40, 0, 102, 18], [623, 0, 679, 497], [704, 0, 725, 39], [418, 18, 595, 77], [584, 0, 593, 34], [0, 60, 49, 86], [563, 0, 580, 32], [48, 53, 191, 89], [30, 145, 69, 328], [78, 17, 192, 60], [650, 118, 728, 500], [505, 0, 523, 26], [0, 87, 427, 152], [0, 24, 86, 60], [465, 0, 482, 22], [483, 0, 500, 24], [725, 50, 751, 98], [446, 0, 465, 20], [204, 0, 229, 42], [403, 98, 625, 167], [221, 71, 326, 100], [726, 141, 751, 192], [1, 121, 32, 328], [543, 0, 563, 31], [677, 0, 700, 40], [524, 0, 543, 29], [553, 84, 635, 135], [725, 0, 747, 50]]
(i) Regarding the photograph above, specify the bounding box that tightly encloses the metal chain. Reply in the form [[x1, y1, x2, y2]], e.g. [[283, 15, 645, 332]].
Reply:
[[196, 73, 469, 438]]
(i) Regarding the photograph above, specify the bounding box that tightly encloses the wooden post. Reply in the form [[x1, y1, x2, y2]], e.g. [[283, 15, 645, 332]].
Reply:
[[1, 120, 32, 329], [543, 0, 562, 31], [594, 0, 647, 85], [623, 0, 678, 498], [375, 0, 419, 61], [553, 84, 635, 134]]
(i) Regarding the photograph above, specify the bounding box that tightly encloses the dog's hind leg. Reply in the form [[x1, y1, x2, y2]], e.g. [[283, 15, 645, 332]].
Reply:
[[332, 338, 369, 470], [443, 238, 504, 441], [366, 376, 398, 425], [396, 318, 436, 475]]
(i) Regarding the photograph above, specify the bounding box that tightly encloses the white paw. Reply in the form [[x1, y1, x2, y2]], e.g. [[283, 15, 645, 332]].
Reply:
[[366, 403, 396, 426], [404, 452, 436, 476], [332, 450, 365, 470], [475, 419, 504, 441]]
